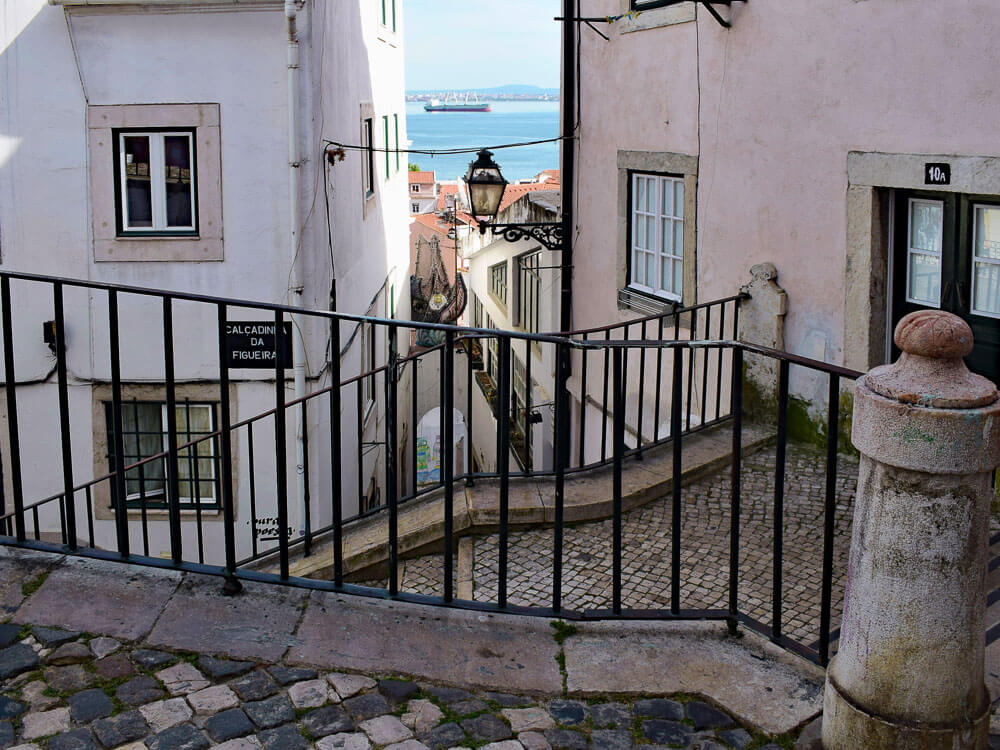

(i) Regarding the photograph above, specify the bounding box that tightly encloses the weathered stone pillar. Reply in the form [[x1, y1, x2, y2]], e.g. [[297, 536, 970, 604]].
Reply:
[[738, 263, 788, 408], [823, 310, 1000, 749]]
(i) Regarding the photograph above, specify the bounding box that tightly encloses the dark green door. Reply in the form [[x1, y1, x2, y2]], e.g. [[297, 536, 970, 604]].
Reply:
[[892, 190, 1000, 382]]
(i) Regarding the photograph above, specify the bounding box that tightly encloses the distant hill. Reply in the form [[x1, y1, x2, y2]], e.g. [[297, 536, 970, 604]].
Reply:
[[407, 84, 560, 97]]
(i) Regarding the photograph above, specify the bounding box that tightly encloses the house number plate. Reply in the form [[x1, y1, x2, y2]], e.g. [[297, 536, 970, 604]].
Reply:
[[925, 163, 951, 185]]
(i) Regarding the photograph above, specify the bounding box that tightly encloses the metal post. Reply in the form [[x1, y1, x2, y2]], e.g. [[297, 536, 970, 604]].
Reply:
[[217, 303, 242, 595], [53, 283, 76, 550]]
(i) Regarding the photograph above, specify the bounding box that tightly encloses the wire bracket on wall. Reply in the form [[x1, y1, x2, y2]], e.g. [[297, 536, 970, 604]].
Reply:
[[555, 0, 741, 31]]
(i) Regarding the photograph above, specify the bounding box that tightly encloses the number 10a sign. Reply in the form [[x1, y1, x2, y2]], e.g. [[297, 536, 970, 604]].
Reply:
[[925, 163, 951, 185]]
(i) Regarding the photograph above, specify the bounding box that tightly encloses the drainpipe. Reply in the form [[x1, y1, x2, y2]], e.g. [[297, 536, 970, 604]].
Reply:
[[285, 0, 308, 537]]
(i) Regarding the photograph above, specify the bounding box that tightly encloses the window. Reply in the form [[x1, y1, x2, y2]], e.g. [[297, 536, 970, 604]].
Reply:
[[905, 198, 943, 306], [394, 114, 400, 173], [383, 116, 391, 181], [972, 205, 1000, 318], [485, 313, 499, 383], [412, 184, 421, 193], [362, 117, 375, 197], [472, 292, 484, 328], [362, 321, 376, 410], [411, 203, 420, 213], [630, 173, 684, 301], [380, 0, 397, 31], [517, 251, 541, 333], [115, 131, 196, 235], [489, 261, 508, 308], [105, 401, 218, 509]]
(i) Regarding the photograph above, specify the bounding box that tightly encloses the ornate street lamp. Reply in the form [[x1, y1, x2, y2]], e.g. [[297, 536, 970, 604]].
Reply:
[[463, 149, 564, 251]]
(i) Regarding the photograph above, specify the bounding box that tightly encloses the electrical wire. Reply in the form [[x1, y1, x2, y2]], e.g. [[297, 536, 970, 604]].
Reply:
[[322, 135, 572, 157]]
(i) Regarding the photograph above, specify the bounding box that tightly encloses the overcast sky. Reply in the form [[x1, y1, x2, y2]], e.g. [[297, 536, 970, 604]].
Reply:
[[402, 0, 561, 91]]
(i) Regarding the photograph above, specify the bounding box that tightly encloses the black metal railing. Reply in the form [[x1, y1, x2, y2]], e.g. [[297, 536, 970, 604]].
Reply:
[[0, 270, 860, 666]]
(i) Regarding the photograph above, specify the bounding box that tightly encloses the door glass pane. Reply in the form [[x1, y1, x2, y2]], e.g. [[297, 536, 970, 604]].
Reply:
[[645, 216, 654, 250], [909, 253, 941, 305], [633, 250, 645, 285], [973, 262, 1000, 316], [661, 218, 671, 254], [975, 206, 1000, 260], [673, 221, 684, 260], [635, 178, 645, 214], [661, 179, 673, 217], [164, 135, 193, 228], [673, 259, 683, 296], [661, 253, 671, 292], [123, 136, 152, 228], [674, 181, 684, 218], [635, 216, 645, 250], [910, 201, 943, 253]]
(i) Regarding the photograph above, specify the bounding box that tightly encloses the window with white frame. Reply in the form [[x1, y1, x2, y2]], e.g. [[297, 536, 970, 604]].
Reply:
[[906, 198, 944, 307], [104, 400, 218, 508], [517, 251, 541, 333], [630, 173, 684, 301], [362, 320, 377, 410], [972, 204, 1000, 318], [362, 118, 375, 197], [489, 260, 508, 308], [116, 131, 196, 235]]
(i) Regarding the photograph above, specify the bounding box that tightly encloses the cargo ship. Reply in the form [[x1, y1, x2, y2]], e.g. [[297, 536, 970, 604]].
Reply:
[[424, 93, 491, 112]]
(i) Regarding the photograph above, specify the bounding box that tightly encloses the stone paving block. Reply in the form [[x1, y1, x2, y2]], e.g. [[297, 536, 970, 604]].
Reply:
[[30, 627, 80, 648], [542, 728, 587, 750], [360, 714, 413, 745], [487, 692, 531, 708], [344, 692, 392, 721], [419, 721, 466, 749], [548, 700, 588, 726], [401, 699, 444, 733], [21, 707, 71, 740], [213, 738, 262, 750], [186, 684, 240, 715], [91, 710, 150, 748], [45, 665, 92, 692], [461, 714, 512, 743], [590, 729, 632, 750], [718, 728, 753, 749], [21, 681, 59, 711], [289, 678, 331, 708], [419, 685, 473, 704], [116, 675, 165, 706], [0, 643, 38, 680], [591, 702, 632, 728], [145, 723, 210, 750], [67, 689, 113, 723], [7, 745, 41, 750], [45, 728, 97, 750], [640, 719, 691, 747], [632, 698, 683, 720], [383, 741, 429, 750], [302, 705, 357, 737], [290, 592, 561, 694], [14, 559, 181, 641], [131, 649, 173, 670], [503, 707, 555, 733], [268, 665, 318, 685], [259, 723, 309, 750], [450, 698, 490, 716], [197, 655, 254, 679], [146, 575, 306, 662], [155, 662, 210, 695], [686, 701, 734, 730], [378, 678, 420, 704], [139, 697, 193, 733], [518, 731, 551, 750], [47, 642, 91, 665], [205, 708, 255, 743], [481, 742, 522, 750], [0, 721, 13, 748], [0, 696, 25, 720], [88, 637, 121, 660], [229, 670, 279, 701], [0, 623, 22, 649], [94, 652, 133, 680], [316, 733, 372, 750], [327, 672, 377, 699], [244, 695, 294, 729]]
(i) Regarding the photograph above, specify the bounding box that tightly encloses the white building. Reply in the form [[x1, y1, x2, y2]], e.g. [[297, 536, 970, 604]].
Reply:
[[408, 170, 438, 214], [0, 0, 410, 561]]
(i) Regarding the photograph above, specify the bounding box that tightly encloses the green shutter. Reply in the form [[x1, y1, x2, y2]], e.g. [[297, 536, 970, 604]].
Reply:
[[383, 116, 390, 179], [394, 114, 400, 172]]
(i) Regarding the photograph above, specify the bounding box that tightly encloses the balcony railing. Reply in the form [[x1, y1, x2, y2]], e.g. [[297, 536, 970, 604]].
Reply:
[[0, 270, 859, 666]]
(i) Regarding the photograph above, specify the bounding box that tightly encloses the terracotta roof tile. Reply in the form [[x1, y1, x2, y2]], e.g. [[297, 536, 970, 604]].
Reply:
[[409, 170, 436, 185]]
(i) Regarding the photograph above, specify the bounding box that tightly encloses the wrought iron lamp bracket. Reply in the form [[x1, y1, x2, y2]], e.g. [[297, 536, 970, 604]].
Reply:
[[485, 222, 564, 251]]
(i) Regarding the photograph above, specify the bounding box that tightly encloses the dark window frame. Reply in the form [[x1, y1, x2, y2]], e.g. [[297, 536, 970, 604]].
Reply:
[[488, 260, 508, 309], [363, 118, 375, 197]]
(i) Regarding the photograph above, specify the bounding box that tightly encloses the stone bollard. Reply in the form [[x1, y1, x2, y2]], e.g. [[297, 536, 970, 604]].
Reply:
[[822, 310, 1000, 749]]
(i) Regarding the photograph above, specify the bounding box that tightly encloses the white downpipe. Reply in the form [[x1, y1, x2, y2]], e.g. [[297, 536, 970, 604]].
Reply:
[[285, 0, 307, 536]]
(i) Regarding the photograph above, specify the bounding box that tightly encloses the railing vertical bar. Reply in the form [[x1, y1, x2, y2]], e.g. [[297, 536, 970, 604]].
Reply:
[[133, 399, 149, 557], [302, 400, 312, 557], [162, 297, 182, 563], [653, 317, 664, 443], [728, 346, 744, 635], [577, 334, 587, 467], [497, 336, 511, 609], [686, 312, 697, 431], [108, 290, 129, 558], [701, 307, 711, 426], [32, 507, 39, 541], [772, 358, 790, 641], [187, 399, 205, 565], [0, 276, 24, 542], [715, 303, 726, 421], [552, 342, 568, 613], [636, 321, 647, 457], [443, 331, 455, 601], [216, 303, 240, 592], [387, 334, 399, 597], [612, 347, 624, 615], [53, 283, 76, 549], [248, 423, 259, 558], [465, 339, 474, 487], [819, 373, 841, 666], [85, 486, 95, 548], [621, 324, 630, 447], [356, 381, 363, 511], [330, 318, 343, 586], [601, 329, 610, 462], [525, 342, 533, 473], [274, 310, 289, 580], [670, 347, 684, 614], [410, 354, 418, 496]]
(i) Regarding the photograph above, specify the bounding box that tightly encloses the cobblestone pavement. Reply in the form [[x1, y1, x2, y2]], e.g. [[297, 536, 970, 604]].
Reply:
[[0, 625, 799, 749], [396, 442, 860, 649]]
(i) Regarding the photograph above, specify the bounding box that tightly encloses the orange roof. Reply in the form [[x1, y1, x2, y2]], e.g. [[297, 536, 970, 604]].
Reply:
[[409, 171, 436, 185], [535, 169, 560, 182], [498, 181, 559, 213]]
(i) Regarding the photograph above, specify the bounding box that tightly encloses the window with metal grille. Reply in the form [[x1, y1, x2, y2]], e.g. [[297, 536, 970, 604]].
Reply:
[[489, 261, 508, 308], [629, 172, 684, 301], [104, 401, 219, 509], [486, 312, 499, 383], [517, 251, 542, 333], [472, 293, 484, 328]]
